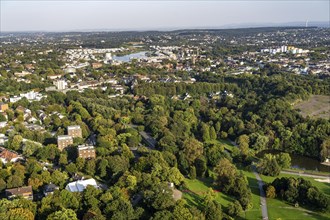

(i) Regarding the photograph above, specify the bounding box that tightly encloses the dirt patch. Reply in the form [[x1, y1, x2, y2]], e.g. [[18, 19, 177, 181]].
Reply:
[[294, 95, 330, 119]]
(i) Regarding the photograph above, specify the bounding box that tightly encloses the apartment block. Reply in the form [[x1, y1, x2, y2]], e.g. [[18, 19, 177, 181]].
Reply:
[[78, 145, 96, 159], [57, 135, 73, 151], [67, 125, 82, 138]]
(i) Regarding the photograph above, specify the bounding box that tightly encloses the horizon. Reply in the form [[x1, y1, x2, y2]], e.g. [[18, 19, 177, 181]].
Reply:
[[0, 23, 328, 34], [1, 1, 329, 32]]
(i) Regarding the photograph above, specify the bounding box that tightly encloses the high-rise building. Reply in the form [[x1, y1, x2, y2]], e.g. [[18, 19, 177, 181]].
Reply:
[[53, 80, 67, 90], [67, 125, 82, 138], [57, 135, 73, 151], [77, 145, 96, 159]]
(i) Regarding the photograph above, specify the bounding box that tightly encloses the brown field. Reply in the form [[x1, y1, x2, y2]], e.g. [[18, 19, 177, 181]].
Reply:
[[294, 95, 330, 119]]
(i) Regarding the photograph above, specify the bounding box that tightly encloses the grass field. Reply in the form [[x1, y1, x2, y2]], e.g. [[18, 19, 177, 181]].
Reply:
[[260, 173, 330, 198], [260, 172, 330, 220], [183, 178, 235, 209], [294, 95, 330, 119]]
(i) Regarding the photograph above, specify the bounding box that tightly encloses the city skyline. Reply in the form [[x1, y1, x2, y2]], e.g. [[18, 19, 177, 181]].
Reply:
[[1, 1, 329, 32]]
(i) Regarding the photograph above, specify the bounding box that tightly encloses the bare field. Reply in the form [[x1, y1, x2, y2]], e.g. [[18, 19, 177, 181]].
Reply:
[[294, 95, 330, 119]]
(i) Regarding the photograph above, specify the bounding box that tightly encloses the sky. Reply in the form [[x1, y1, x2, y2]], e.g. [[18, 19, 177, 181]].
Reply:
[[0, 0, 329, 32]]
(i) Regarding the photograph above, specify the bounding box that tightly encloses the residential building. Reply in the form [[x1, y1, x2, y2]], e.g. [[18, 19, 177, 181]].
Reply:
[[92, 63, 103, 69], [43, 184, 59, 196], [68, 125, 82, 138], [0, 134, 8, 145], [0, 103, 8, 112], [57, 135, 73, 151], [0, 147, 21, 164], [53, 80, 67, 90], [78, 145, 96, 159], [10, 96, 22, 103], [65, 178, 98, 193], [5, 186, 33, 200]]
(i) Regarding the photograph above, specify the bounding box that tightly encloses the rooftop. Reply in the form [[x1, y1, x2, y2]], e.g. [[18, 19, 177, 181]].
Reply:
[[78, 145, 95, 151], [57, 135, 73, 140], [65, 178, 98, 192], [6, 186, 33, 196], [68, 125, 81, 130]]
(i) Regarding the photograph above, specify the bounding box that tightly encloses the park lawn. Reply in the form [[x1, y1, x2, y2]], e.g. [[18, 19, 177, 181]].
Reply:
[[218, 139, 236, 152], [260, 173, 330, 220], [260, 173, 330, 198], [266, 197, 330, 220], [239, 169, 263, 220], [183, 178, 235, 209], [183, 173, 263, 220]]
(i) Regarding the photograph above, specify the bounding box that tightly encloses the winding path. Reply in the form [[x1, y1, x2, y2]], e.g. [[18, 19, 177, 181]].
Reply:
[[252, 165, 269, 220]]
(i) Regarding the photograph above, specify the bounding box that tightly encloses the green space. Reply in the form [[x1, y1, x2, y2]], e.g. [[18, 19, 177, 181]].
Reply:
[[261, 173, 330, 198], [261, 173, 330, 220], [218, 139, 236, 152], [183, 178, 234, 209], [294, 95, 330, 119], [183, 172, 263, 220]]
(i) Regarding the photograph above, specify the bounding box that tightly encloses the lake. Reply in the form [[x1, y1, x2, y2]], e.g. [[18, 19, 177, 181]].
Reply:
[[257, 150, 330, 173], [112, 51, 148, 62]]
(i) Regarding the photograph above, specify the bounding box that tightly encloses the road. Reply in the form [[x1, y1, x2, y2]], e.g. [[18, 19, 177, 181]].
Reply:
[[252, 165, 269, 220], [128, 124, 157, 149], [281, 170, 330, 179]]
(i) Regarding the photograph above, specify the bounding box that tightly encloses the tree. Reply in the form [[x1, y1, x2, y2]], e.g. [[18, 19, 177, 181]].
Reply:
[[10, 135, 23, 151], [28, 177, 43, 190], [172, 200, 193, 220], [189, 166, 197, 179], [201, 123, 210, 142], [0, 179, 6, 191], [22, 141, 42, 157], [237, 134, 249, 156], [65, 163, 77, 174], [251, 134, 269, 152], [205, 142, 224, 167], [320, 138, 330, 162], [204, 200, 222, 220], [59, 153, 68, 166], [195, 156, 207, 178], [276, 153, 291, 169], [227, 200, 242, 217], [183, 138, 203, 165], [47, 208, 78, 220], [97, 159, 108, 178], [266, 185, 276, 198], [151, 210, 173, 220], [209, 126, 217, 140], [213, 158, 237, 192], [7, 208, 34, 220], [6, 175, 24, 188], [168, 167, 184, 186], [257, 154, 281, 176], [85, 159, 96, 176], [51, 171, 68, 188]]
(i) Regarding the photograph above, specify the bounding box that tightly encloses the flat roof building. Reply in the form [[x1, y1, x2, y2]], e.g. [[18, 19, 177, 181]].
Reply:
[[68, 125, 82, 138], [78, 145, 96, 159], [57, 135, 73, 151]]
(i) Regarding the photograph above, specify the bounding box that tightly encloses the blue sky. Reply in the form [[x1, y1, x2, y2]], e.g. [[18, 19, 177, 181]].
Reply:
[[1, 1, 329, 31]]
